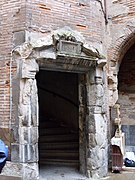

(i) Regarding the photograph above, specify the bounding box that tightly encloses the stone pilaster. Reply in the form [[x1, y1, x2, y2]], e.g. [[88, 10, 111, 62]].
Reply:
[[86, 65, 108, 179], [11, 49, 39, 179]]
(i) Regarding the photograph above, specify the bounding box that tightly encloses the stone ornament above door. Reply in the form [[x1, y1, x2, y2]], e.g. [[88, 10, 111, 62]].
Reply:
[[13, 27, 106, 72]]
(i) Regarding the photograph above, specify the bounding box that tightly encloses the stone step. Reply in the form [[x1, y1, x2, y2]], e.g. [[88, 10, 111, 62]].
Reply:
[[39, 121, 60, 128], [39, 150, 79, 160], [39, 118, 79, 167], [39, 158, 79, 167], [39, 127, 72, 135], [39, 142, 79, 150], [39, 134, 78, 143]]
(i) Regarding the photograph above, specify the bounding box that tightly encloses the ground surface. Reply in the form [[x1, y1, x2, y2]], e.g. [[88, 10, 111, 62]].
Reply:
[[0, 165, 135, 179], [102, 171, 135, 180], [39, 165, 88, 180], [39, 165, 135, 180]]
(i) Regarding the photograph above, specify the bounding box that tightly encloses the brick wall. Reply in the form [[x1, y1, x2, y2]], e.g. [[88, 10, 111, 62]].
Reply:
[[0, 0, 26, 127], [107, 0, 135, 106], [107, 0, 135, 69], [0, 1, 26, 152], [25, 0, 106, 44]]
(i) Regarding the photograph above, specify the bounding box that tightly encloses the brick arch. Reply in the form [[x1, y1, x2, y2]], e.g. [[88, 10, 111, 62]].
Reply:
[[108, 28, 135, 106], [110, 28, 135, 65]]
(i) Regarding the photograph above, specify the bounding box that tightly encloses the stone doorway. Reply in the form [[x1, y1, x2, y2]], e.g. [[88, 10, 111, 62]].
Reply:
[[36, 70, 80, 170], [11, 27, 107, 179]]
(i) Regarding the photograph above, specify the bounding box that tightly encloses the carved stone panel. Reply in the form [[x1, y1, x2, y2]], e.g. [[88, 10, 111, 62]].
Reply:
[[57, 40, 82, 55]]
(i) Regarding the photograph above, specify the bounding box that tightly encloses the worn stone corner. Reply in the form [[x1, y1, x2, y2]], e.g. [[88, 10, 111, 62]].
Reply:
[[13, 42, 33, 59], [83, 43, 106, 60]]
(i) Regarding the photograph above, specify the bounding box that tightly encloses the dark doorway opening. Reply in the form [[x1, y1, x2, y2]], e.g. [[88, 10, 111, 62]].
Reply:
[[118, 42, 135, 152], [36, 70, 79, 170]]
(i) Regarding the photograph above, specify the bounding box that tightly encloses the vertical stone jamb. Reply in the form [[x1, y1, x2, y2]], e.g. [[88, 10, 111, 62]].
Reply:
[[86, 62, 108, 178], [11, 43, 39, 180], [78, 74, 87, 174]]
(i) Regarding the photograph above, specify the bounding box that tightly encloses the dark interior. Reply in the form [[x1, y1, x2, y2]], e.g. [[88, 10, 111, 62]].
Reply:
[[118, 43, 135, 93], [36, 70, 79, 167], [118, 43, 135, 152]]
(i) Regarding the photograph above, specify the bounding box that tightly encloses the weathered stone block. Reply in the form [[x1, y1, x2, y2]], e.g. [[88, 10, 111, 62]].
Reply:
[[86, 146, 108, 178], [95, 67, 103, 79], [88, 68, 96, 84], [87, 84, 97, 106], [97, 59, 106, 68], [22, 163, 39, 180], [94, 106, 102, 114], [86, 113, 95, 133], [31, 80, 39, 127], [88, 133, 96, 148], [11, 144, 20, 162], [11, 126, 19, 143], [21, 59, 39, 79], [95, 114, 107, 147], [19, 127, 38, 144], [1, 161, 22, 178], [97, 84, 104, 98], [39, 48, 56, 59], [13, 31, 25, 46], [95, 77, 103, 84], [19, 144, 38, 163]]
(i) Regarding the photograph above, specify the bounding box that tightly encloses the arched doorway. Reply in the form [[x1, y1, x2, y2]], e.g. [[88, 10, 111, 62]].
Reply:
[[118, 42, 135, 153]]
